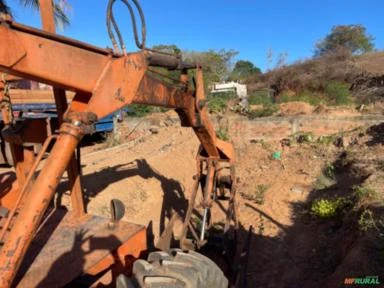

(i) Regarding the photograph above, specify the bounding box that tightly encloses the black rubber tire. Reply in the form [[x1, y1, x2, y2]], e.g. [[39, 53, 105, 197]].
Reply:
[[117, 249, 228, 288]]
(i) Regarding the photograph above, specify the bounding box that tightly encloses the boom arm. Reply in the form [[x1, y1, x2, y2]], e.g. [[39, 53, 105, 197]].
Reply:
[[0, 18, 235, 287]]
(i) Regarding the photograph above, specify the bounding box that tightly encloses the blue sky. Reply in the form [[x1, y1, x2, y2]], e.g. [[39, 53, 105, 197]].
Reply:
[[8, 0, 384, 71]]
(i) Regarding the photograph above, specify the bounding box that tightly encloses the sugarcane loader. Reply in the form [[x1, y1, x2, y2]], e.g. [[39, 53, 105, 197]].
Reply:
[[0, 0, 238, 287]]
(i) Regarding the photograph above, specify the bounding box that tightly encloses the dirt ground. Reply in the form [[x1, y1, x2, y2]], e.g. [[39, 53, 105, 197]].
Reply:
[[1, 105, 384, 287]]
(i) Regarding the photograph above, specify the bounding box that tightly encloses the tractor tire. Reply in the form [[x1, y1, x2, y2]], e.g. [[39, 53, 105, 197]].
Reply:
[[116, 249, 228, 288]]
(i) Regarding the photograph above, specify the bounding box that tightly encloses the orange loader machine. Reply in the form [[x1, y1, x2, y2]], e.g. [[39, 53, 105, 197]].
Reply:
[[0, 0, 240, 287]]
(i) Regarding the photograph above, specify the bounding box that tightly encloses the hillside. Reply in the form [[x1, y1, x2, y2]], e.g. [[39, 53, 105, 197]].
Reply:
[[355, 51, 384, 74], [247, 51, 384, 104]]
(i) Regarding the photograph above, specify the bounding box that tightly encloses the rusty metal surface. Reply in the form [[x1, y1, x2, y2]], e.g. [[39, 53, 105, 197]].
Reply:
[[0, 135, 58, 242], [192, 67, 220, 158], [0, 24, 110, 92], [147, 51, 196, 70], [133, 73, 192, 109], [15, 209, 146, 288], [39, 1, 86, 219], [83, 53, 147, 119], [4, 21, 113, 57], [0, 125, 83, 287]]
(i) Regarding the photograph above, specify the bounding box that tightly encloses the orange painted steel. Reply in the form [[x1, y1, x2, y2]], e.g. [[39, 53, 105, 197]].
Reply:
[[0, 134, 57, 242], [0, 124, 83, 287], [0, 5, 236, 286], [14, 211, 147, 287], [39, 0, 85, 218]]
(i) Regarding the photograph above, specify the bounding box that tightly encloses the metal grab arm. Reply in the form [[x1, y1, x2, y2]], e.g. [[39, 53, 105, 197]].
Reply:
[[0, 15, 235, 287]]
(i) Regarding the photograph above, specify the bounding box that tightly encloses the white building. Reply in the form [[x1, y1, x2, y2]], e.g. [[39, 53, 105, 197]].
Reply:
[[211, 81, 248, 99]]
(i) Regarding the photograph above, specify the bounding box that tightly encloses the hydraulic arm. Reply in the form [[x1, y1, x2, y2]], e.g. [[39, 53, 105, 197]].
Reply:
[[0, 4, 237, 287]]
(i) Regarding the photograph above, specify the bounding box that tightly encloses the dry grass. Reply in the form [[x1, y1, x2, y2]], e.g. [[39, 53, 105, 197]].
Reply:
[[247, 50, 384, 104]]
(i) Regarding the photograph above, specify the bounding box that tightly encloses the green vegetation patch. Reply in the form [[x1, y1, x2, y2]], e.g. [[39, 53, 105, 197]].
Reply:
[[325, 81, 352, 105], [248, 90, 274, 106], [247, 104, 278, 119], [311, 197, 353, 219], [206, 91, 235, 114], [279, 91, 323, 106]]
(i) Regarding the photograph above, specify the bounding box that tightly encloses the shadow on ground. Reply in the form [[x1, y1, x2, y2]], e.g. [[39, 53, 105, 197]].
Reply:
[[56, 159, 188, 238], [231, 149, 384, 288]]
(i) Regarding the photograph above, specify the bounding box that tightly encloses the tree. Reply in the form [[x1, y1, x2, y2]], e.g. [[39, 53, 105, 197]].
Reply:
[[315, 24, 374, 56], [152, 44, 181, 55], [0, 0, 70, 28], [0, 1, 10, 15], [184, 49, 238, 85], [229, 60, 261, 81], [148, 46, 237, 91], [150, 44, 182, 82]]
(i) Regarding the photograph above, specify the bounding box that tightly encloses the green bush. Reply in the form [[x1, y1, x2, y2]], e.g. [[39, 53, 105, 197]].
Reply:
[[311, 199, 338, 218], [206, 91, 235, 114], [127, 104, 154, 117], [294, 132, 314, 143], [251, 184, 269, 205], [208, 91, 236, 100], [279, 91, 323, 106], [248, 90, 273, 105], [358, 209, 376, 232], [323, 163, 336, 180], [216, 128, 229, 141], [353, 185, 377, 201], [325, 82, 352, 105], [247, 104, 278, 118], [207, 97, 228, 113], [311, 197, 352, 219], [317, 135, 337, 145]]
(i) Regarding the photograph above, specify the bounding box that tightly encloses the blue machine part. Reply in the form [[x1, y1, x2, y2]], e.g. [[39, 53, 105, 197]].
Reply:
[[1, 103, 116, 133], [95, 114, 114, 133]]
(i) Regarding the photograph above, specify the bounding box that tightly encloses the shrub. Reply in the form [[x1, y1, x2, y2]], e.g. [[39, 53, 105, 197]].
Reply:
[[353, 185, 377, 201], [317, 135, 337, 145], [294, 132, 314, 143], [216, 128, 229, 141], [240, 184, 269, 205], [207, 97, 228, 114], [325, 81, 352, 105], [253, 184, 269, 205], [311, 197, 352, 219], [248, 90, 274, 105], [127, 104, 154, 117], [247, 104, 278, 118], [206, 91, 235, 114], [323, 163, 336, 180], [358, 209, 377, 232], [311, 199, 338, 218], [255, 49, 358, 101], [314, 162, 336, 190], [279, 91, 323, 106]]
